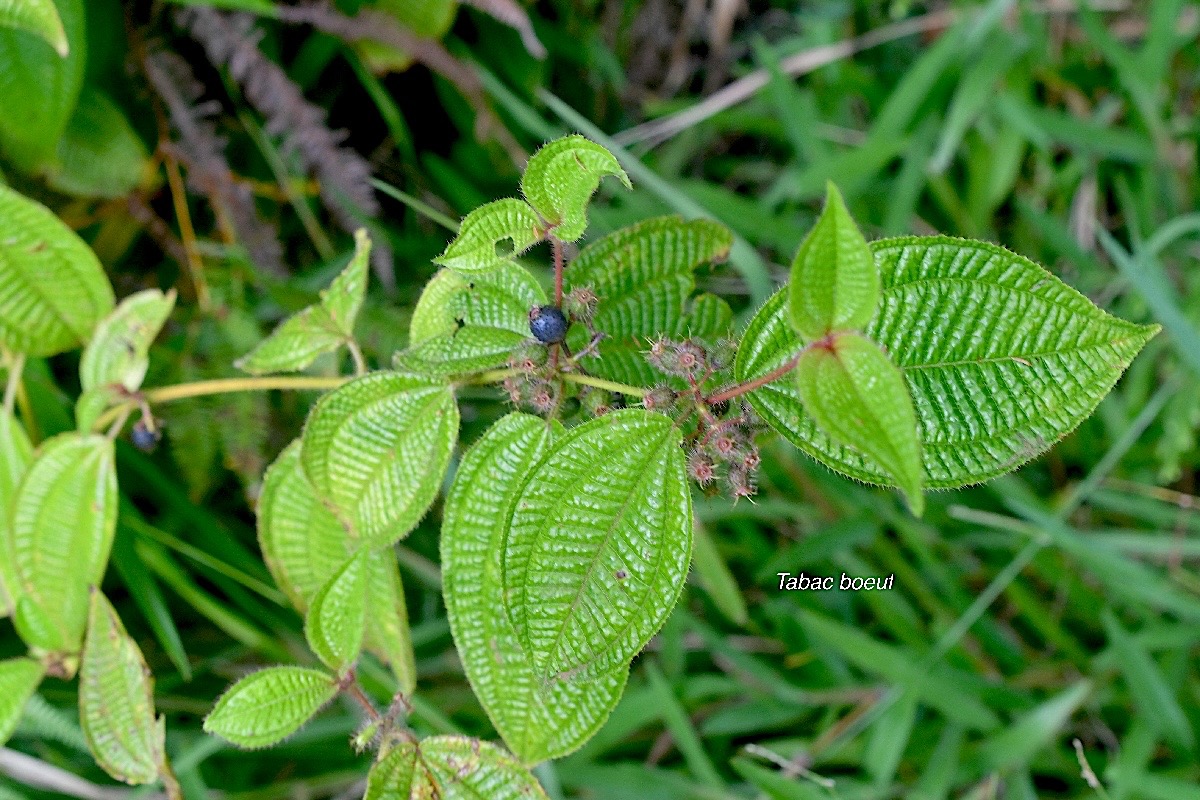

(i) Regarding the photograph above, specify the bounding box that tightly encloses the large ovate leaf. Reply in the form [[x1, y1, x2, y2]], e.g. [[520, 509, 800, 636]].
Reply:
[[0, 410, 33, 617], [396, 264, 545, 377], [301, 372, 458, 545], [304, 550, 368, 674], [787, 182, 879, 340], [737, 237, 1160, 488], [795, 332, 924, 515], [0, 185, 115, 356], [433, 198, 543, 275], [564, 216, 734, 387], [257, 441, 416, 689], [520, 135, 631, 241], [203, 666, 337, 749], [79, 288, 176, 395], [5, 433, 117, 656], [0, 657, 44, 746], [237, 230, 371, 375], [443, 414, 626, 763], [365, 736, 549, 800], [502, 410, 692, 681], [0, 0, 68, 55], [80, 590, 163, 785], [48, 88, 149, 198]]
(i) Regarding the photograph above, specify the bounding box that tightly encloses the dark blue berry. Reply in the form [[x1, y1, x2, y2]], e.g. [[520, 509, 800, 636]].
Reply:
[[131, 420, 162, 452], [529, 305, 569, 344]]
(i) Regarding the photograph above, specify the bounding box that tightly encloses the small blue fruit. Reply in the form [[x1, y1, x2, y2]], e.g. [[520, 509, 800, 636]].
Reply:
[[529, 305, 569, 344], [131, 419, 162, 452]]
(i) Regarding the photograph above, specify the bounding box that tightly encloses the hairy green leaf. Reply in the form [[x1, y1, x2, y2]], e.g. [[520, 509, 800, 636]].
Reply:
[[433, 198, 543, 275], [258, 442, 415, 690], [203, 666, 337, 749], [365, 736, 549, 800], [0, 410, 33, 617], [397, 263, 545, 377], [301, 372, 458, 545], [502, 409, 692, 680], [48, 88, 149, 198], [305, 550, 368, 673], [521, 135, 631, 241], [0, 0, 68, 55], [0, 657, 44, 746], [737, 237, 1160, 488], [6, 433, 117, 656], [80, 288, 176, 396], [80, 590, 163, 785], [565, 216, 734, 387], [0, 185, 115, 356], [787, 182, 879, 340], [0, 0, 84, 168], [443, 414, 627, 763], [795, 332, 924, 514], [237, 232, 372, 375]]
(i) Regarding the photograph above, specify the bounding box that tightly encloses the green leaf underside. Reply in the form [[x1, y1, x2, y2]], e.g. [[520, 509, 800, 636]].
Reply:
[[366, 736, 549, 800], [80, 591, 162, 785], [502, 410, 692, 681], [0, 0, 68, 55], [258, 441, 416, 690], [442, 414, 627, 763], [0, 657, 44, 746], [795, 333, 924, 515], [49, 88, 149, 198], [520, 134, 631, 242], [0, 411, 34, 616], [434, 198, 543, 275], [305, 550, 368, 673], [80, 288, 176, 395], [565, 216, 734, 387], [301, 372, 458, 546], [737, 237, 1160, 488], [0, 185, 115, 357], [322, 229, 372, 334], [6, 433, 116, 652], [397, 264, 546, 377], [203, 666, 337, 749], [787, 182, 879, 341]]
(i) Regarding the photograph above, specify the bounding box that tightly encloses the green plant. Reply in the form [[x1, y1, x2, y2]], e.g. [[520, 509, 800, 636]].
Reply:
[[0, 133, 1157, 795]]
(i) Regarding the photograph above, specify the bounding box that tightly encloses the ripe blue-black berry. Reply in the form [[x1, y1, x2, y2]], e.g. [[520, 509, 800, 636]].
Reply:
[[131, 420, 162, 452], [529, 305, 569, 344]]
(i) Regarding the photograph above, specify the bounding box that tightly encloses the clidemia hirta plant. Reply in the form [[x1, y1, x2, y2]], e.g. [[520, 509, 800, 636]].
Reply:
[[0, 135, 1157, 796]]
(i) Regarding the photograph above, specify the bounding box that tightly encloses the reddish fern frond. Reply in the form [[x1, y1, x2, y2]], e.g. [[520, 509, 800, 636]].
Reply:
[[144, 50, 286, 277], [178, 7, 394, 290]]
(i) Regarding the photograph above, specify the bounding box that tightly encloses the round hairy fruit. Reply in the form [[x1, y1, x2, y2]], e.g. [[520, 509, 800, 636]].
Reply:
[[529, 305, 569, 344]]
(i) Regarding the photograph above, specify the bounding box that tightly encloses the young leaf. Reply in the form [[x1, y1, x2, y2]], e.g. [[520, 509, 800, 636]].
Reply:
[[0, 410, 33, 617], [502, 409, 692, 681], [79, 288, 176, 395], [304, 550, 369, 674], [5, 433, 117, 656], [0, 657, 44, 746], [396, 263, 546, 377], [433, 198, 543, 275], [301, 372, 458, 546], [787, 182, 879, 341], [365, 736, 550, 800], [236, 232, 372, 375], [794, 331, 924, 515], [258, 442, 415, 689], [736, 237, 1160, 488], [79, 590, 163, 785], [203, 666, 337, 749], [0, 0, 68, 56], [0, 185, 115, 356], [443, 414, 626, 763], [520, 134, 632, 241]]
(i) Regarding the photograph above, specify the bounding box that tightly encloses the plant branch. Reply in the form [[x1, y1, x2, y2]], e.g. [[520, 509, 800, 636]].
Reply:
[[705, 351, 804, 405], [346, 339, 368, 375], [3, 352, 24, 416], [560, 372, 649, 397], [343, 677, 382, 722], [552, 237, 565, 305]]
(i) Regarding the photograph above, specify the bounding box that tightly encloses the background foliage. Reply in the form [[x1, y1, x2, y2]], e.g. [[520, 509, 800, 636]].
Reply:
[[1, 0, 1198, 798]]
